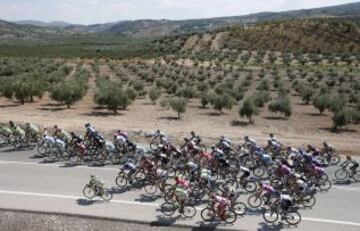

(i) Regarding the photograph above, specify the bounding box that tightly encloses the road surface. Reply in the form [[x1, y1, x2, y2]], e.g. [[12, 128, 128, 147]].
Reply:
[[0, 146, 359, 231]]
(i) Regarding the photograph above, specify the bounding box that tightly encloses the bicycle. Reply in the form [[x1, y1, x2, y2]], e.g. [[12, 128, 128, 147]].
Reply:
[[263, 204, 301, 226], [335, 166, 360, 182], [160, 201, 197, 218], [82, 184, 113, 201], [201, 203, 237, 224]]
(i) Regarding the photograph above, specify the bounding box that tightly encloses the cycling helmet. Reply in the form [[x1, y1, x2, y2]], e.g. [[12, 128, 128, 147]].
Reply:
[[85, 123, 91, 128]]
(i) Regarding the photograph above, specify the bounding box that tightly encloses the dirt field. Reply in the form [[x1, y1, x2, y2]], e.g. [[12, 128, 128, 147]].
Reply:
[[1, 86, 360, 154]]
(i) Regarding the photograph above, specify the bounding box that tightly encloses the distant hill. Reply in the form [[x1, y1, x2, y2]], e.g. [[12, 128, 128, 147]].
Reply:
[[155, 17, 360, 55], [3, 1, 360, 41], [7, 1, 360, 38]]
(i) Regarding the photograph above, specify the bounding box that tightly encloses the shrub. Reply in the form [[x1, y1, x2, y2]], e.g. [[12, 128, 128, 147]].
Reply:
[[212, 94, 236, 113], [149, 87, 162, 104], [169, 97, 188, 118], [268, 97, 292, 118], [332, 109, 355, 131], [312, 94, 330, 114], [50, 80, 87, 108], [329, 95, 346, 114], [253, 91, 271, 108], [239, 97, 259, 124], [94, 81, 132, 113]]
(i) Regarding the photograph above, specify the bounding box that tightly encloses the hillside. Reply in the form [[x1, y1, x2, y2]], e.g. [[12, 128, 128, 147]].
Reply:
[[7, 1, 360, 38], [155, 18, 360, 55], [0, 20, 75, 41], [15, 20, 72, 28]]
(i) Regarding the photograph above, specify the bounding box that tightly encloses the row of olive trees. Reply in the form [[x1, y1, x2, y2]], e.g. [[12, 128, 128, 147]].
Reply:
[[93, 76, 136, 114], [0, 62, 72, 105], [49, 67, 90, 108]]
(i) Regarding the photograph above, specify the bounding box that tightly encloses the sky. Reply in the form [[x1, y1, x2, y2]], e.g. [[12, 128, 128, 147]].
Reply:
[[0, 0, 358, 25]]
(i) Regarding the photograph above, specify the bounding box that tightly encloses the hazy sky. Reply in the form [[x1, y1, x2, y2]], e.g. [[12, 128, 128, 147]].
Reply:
[[0, 0, 358, 24]]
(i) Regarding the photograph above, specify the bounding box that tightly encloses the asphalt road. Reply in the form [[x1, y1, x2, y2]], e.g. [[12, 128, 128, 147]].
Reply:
[[0, 146, 359, 231]]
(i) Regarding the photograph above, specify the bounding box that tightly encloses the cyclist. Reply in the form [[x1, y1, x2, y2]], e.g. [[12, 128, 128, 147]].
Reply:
[[9, 121, 25, 139], [210, 192, 231, 221], [340, 156, 359, 173], [70, 132, 87, 156], [272, 192, 294, 213], [0, 124, 12, 140], [174, 184, 189, 214], [53, 125, 71, 144], [123, 162, 137, 183], [239, 165, 251, 183], [258, 181, 277, 204], [24, 123, 40, 142], [322, 141, 335, 154], [200, 167, 212, 187], [89, 174, 105, 193]]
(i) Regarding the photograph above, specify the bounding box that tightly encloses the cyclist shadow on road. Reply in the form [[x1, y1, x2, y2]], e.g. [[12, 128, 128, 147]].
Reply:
[[135, 194, 161, 203], [109, 186, 132, 195], [257, 221, 287, 231], [333, 179, 352, 185], [150, 215, 179, 227], [76, 198, 109, 206], [194, 221, 230, 230]]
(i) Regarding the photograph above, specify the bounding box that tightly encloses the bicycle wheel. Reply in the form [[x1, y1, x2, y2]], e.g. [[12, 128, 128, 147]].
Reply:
[[135, 170, 146, 182], [119, 155, 129, 165], [352, 171, 360, 182], [225, 180, 239, 189], [335, 169, 348, 180], [101, 189, 113, 201], [160, 202, 176, 216], [243, 157, 254, 168], [201, 208, 215, 222], [244, 181, 257, 193], [247, 195, 262, 208], [263, 209, 279, 223], [70, 154, 82, 164], [115, 175, 128, 188], [110, 154, 120, 164], [83, 186, 95, 199], [319, 179, 332, 191], [253, 167, 265, 178], [319, 173, 329, 182], [183, 205, 197, 218], [232, 202, 247, 216], [330, 155, 340, 165], [144, 183, 158, 195], [301, 195, 316, 208], [225, 210, 237, 224], [284, 211, 302, 226], [37, 144, 48, 155]]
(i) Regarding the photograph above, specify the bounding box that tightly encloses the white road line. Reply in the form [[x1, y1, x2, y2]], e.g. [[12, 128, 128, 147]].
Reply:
[[0, 190, 360, 227], [0, 160, 118, 172], [302, 217, 360, 227], [0, 190, 158, 207], [334, 186, 360, 191]]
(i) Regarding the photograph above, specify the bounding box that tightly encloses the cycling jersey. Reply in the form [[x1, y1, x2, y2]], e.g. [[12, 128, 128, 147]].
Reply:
[[200, 168, 211, 180], [156, 169, 168, 181], [175, 187, 188, 198], [124, 162, 136, 171]]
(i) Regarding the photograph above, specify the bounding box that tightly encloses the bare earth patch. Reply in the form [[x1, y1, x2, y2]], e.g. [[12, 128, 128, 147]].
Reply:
[[1, 92, 359, 155]]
